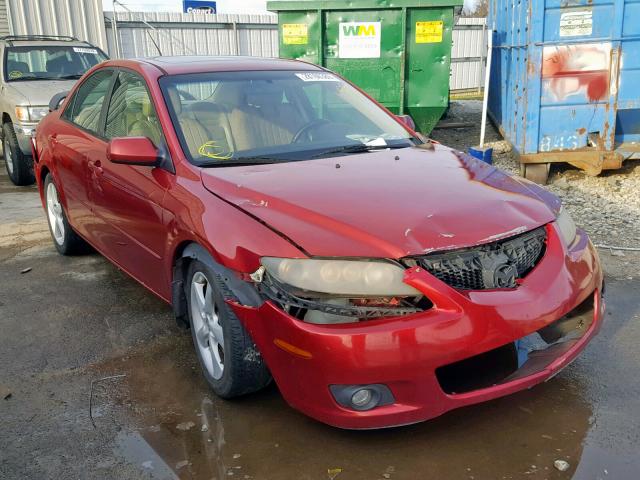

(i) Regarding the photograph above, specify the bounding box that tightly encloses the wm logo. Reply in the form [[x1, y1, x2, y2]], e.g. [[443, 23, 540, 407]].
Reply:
[[342, 24, 377, 36]]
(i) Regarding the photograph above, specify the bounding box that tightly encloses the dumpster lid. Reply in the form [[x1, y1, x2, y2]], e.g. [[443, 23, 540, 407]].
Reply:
[[267, 0, 463, 11]]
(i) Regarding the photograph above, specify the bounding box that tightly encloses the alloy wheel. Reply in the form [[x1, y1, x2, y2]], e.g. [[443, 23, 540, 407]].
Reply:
[[4, 138, 13, 175], [46, 182, 65, 245], [190, 271, 225, 380]]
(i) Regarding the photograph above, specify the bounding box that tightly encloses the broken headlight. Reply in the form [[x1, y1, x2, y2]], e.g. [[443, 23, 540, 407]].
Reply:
[[260, 258, 420, 296], [556, 208, 577, 247], [258, 258, 427, 324]]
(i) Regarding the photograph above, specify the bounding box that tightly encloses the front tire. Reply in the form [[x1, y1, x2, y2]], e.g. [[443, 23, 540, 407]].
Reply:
[[44, 174, 86, 255], [3, 122, 35, 186], [186, 260, 271, 398]]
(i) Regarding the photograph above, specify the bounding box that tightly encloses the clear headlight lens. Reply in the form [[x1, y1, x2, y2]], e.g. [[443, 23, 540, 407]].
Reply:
[[15, 106, 49, 122], [556, 208, 577, 247], [261, 258, 420, 296]]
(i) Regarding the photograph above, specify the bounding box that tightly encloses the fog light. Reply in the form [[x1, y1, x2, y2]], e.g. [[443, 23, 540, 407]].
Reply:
[[351, 388, 373, 408], [329, 384, 395, 412]]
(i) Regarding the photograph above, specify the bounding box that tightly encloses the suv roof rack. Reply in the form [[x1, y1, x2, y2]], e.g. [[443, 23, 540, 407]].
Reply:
[[0, 35, 81, 46]]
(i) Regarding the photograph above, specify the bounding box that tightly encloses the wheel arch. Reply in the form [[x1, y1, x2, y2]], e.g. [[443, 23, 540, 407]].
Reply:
[[39, 164, 50, 186], [171, 241, 264, 328]]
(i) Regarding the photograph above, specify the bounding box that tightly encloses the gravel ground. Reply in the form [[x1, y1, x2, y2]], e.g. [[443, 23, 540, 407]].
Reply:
[[432, 101, 640, 254]]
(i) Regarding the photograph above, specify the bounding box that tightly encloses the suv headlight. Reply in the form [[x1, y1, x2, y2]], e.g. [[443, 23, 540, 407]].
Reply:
[[261, 258, 420, 296], [15, 106, 49, 122], [556, 208, 577, 247]]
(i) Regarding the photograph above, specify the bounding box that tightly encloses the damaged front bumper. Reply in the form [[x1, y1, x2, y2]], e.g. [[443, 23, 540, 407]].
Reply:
[[229, 224, 604, 429]]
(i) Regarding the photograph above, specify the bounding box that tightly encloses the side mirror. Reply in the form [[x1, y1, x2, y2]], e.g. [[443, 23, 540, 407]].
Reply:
[[49, 91, 69, 112], [395, 114, 416, 131], [107, 137, 160, 166]]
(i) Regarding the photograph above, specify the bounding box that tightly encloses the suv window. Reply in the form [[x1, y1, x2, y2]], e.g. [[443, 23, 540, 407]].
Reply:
[[64, 69, 114, 134], [4, 45, 107, 82], [104, 71, 162, 146]]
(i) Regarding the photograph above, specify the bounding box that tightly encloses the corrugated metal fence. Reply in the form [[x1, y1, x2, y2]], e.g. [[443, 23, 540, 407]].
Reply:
[[104, 11, 278, 59], [5, 0, 107, 50], [105, 11, 486, 92], [0, 0, 9, 37], [451, 17, 487, 92]]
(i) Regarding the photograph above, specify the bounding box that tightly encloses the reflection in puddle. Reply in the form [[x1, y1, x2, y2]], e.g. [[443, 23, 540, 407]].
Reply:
[[95, 280, 640, 480], [116, 431, 178, 480], [97, 336, 593, 480]]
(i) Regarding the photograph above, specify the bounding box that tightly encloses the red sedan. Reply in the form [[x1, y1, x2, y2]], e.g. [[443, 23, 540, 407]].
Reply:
[[33, 57, 604, 429]]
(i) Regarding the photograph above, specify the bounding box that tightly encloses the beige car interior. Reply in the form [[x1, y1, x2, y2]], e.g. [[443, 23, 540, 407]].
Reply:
[[105, 81, 162, 147], [167, 81, 305, 160]]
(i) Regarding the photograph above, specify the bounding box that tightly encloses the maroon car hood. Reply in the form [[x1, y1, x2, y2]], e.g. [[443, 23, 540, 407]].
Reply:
[[200, 145, 558, 258]]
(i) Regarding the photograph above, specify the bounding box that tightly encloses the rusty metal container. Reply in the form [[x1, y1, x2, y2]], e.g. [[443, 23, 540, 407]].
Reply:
[[488, 0, 637, 183]]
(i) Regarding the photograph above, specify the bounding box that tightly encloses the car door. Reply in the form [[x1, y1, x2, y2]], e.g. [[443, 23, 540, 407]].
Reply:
[[55, 68, 115, 239], [90, 69, 172, 295]]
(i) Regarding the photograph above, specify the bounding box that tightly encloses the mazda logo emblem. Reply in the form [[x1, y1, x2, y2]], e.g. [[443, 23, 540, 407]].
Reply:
[[493, 264, 518, 288]]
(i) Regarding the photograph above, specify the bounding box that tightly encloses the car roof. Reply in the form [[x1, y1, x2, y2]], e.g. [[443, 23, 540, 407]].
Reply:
[[113, 56, 324, 75]]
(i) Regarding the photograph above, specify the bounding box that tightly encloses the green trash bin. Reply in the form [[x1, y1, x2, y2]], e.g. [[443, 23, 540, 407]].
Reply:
[[267, 0, 462, 134]]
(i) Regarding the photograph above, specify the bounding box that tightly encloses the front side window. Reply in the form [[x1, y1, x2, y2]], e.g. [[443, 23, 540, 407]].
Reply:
[[64, 69, 114, 134], [4, 45, 107, 82], [104, 71, 162, 146], [159, 70, 416, 166]]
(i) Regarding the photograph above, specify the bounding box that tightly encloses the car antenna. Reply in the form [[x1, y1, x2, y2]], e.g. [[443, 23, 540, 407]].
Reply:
[[112, 0, 166, 56]]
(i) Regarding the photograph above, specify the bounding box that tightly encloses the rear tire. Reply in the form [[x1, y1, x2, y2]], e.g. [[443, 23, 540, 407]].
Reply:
[[186, 259, 271, 398], [44, 174, 86, 255], [3, 122, 35, 186]]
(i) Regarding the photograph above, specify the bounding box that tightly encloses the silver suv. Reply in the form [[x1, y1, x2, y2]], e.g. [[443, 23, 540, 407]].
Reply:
[[0, 35, 108, 185]]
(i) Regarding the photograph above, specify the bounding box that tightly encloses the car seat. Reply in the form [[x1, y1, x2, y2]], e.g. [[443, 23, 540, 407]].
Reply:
[[166, 87, 216, 159], [226, 82, 301, 151]]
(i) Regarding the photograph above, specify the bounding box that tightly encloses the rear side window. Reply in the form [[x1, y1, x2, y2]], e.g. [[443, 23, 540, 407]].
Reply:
[[104, 71, 162, 147], [64, 69, 114, 134]]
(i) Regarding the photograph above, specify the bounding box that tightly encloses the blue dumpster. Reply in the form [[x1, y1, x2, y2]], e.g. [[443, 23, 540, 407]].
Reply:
[[488, 0, 639, 183]]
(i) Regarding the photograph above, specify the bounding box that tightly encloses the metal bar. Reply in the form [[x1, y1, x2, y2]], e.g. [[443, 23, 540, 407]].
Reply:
[[497, 35, 640, 49], [479, 29, 492, 148], [232, 21, 239, 55], [399, 7, 407, 114], [478, 19, 486, 95], [451, 56, 482, 63], [108, 21, 276, 30], [452, 24, 484, 31]]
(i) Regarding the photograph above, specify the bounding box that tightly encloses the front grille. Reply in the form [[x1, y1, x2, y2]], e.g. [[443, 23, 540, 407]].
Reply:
[[413, 226, 547, 290]]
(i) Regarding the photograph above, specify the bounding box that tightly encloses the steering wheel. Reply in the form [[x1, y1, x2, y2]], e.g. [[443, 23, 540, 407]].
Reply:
[[291, 119, 331, 143]]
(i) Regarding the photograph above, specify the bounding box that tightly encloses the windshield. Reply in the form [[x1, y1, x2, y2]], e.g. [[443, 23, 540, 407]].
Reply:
[[4, 45, 107, 82], [159, 70, 417, 165]]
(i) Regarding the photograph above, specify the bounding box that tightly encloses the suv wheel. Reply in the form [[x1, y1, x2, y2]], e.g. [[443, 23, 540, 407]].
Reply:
[[3, 122, 35, 186]]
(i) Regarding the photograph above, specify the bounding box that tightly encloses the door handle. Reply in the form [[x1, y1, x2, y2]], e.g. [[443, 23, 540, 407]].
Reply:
[[88, 159, 103, 175]]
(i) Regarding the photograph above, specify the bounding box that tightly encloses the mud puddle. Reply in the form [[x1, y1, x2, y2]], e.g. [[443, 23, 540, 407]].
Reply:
[[89, 280, 640, 479]]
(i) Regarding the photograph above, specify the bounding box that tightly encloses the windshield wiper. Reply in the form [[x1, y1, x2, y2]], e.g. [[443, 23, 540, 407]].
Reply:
[[54, 74, 83, 80], [311, 143, 410, 159], [199, 156, 296, 167]]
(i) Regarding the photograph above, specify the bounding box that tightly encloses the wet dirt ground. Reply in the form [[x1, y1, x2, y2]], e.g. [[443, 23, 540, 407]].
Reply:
[[1, 147, 639, 479]]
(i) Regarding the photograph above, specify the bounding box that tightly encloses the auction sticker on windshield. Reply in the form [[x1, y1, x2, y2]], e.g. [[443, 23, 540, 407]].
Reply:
[[338, 22, 381, 58], [73, 47, 99, 54], [295, 72, 339, 82]]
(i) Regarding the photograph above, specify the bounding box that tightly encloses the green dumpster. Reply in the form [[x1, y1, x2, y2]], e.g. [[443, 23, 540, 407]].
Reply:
[[267, 0, 462, 134]]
